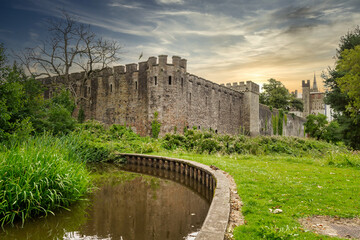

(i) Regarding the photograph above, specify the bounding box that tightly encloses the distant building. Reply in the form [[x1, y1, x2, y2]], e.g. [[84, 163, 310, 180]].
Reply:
[[290, 73, 334, 121]]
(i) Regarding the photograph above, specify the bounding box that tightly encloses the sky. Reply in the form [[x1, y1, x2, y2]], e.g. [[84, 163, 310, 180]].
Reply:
[[0, 0, 360, 92]]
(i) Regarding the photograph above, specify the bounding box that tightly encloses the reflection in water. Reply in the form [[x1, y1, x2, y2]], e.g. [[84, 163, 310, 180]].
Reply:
[[0, 164, 210, 240]]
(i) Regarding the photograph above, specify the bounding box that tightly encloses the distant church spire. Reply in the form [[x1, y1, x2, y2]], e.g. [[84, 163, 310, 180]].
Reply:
[[312, 72, 318, 92]]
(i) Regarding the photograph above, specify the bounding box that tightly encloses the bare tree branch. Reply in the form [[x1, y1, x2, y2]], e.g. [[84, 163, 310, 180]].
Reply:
[[15, 10, 122, 104]]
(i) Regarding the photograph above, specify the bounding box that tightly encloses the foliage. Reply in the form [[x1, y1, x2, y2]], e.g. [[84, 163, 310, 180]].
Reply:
[[289, 96, 303, 112], [73, 121, 161, 157], [78, 106, 85, 123], [322, 120, 342, 144], [0, 45, 43, 141], [323, 26, 360, 149], [260, 78, 303, 111], [336, 25, 360, 55], [161, 129, 343, 157], [271, 115, 278, 135], [31, 89, 76, 135], [151, 111, 161, 139], [0, 135, 91, 226], [0, 44, 77, 140], [336, 45, 360, 118], [278, 110, 284, 136], [304, 114, 328, 140]]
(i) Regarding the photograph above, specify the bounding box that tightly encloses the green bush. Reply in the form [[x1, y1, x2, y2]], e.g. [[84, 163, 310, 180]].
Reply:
[[159, 130, 345, 157]]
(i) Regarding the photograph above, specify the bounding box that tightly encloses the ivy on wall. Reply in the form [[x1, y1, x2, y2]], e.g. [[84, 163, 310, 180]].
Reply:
[[151, 111, 161, 138], [271, 110, 286, 136]]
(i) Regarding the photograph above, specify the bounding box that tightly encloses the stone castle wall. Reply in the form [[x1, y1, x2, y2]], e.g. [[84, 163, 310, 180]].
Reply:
[[42, 55, 305, 137], [259, 104, 305, 137]]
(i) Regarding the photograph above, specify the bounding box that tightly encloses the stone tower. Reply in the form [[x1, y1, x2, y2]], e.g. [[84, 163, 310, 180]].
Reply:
[[225, 81, 260, 136], [302, 80, 310, 117]]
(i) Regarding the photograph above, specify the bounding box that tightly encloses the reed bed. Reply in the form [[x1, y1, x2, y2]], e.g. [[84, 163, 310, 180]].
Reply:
[[0, 135, 91, 226]]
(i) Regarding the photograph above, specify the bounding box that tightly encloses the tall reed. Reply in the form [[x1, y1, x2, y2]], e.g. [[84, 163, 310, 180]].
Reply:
[[0, 134, 91, 226]]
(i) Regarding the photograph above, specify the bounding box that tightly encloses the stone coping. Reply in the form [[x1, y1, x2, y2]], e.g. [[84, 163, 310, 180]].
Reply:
[[120, 153, 230, 240]]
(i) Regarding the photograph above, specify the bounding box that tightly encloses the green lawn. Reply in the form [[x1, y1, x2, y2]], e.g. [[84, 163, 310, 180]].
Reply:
[[155, 152, 360, 239]]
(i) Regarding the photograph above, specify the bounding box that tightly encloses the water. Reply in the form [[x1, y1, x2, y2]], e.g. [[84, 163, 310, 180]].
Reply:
[[0, 163, 210, 240]]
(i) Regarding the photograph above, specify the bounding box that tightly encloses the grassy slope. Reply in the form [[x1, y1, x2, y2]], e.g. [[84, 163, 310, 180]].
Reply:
[[156, 152, 360, 240]]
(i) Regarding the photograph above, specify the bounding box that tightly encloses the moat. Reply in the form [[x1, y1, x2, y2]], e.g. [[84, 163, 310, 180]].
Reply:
[[0, 163, 210, 240]]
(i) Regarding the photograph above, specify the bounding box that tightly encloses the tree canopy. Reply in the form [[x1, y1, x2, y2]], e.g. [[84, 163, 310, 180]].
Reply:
[[0, 44, 76, 141], [260, 78, 303, 111], [322, 25, 360, 149], [336, 45, 360, 118], [304, 114, 328, 140]]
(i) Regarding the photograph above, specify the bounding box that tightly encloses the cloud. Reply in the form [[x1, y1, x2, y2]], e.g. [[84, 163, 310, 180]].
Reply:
[[6, 0, 360, 92], [155, 0, 184, 5], [108, 1, 143, 9]]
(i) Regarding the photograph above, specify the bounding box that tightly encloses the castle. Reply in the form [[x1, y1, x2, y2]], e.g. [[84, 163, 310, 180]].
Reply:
[[290, 74, 333, 121], [42, 55, 305, 137]]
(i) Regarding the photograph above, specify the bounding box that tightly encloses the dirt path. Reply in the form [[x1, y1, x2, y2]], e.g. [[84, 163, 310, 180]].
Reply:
[[299, 216, 360, 239]]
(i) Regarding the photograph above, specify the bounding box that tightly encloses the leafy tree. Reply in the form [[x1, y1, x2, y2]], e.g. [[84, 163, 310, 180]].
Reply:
[[32, 90, 76, 135], [322, 121, 342, 144], [0, 43, 76, 141], [290, 95, 304, 112], [260, 78, 303, 111], [322, 26, 360, 149], [304, 114, 328, 140], [336, 45, 360, 118], [0, 44, 37, 140]]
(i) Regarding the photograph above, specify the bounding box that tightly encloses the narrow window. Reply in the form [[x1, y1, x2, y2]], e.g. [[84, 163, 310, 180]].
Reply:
[[135, 82, 138, 90], [181, 78, 184, 87], [110, 84, 113, 93], [198, 126, 200, 129], [168, 76, 172, 85], [154, 76, 157, 85], [189, 93, 191, 103]]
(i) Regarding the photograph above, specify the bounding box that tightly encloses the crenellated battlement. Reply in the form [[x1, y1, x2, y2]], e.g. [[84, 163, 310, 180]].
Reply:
[[223, 81, 260, 94], [61, 55, 188, 79], [302, 80, 310, 88]]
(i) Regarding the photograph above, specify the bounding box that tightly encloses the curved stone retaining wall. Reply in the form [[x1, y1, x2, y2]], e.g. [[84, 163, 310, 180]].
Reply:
[[120, 153, 230, 240]]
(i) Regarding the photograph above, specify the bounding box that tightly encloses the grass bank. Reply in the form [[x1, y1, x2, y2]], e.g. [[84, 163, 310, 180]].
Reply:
[[155, 152, 360, 239]]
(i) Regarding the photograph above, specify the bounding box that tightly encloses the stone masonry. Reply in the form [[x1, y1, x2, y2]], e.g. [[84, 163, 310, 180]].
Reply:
[[42, 55, 305, 137]]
